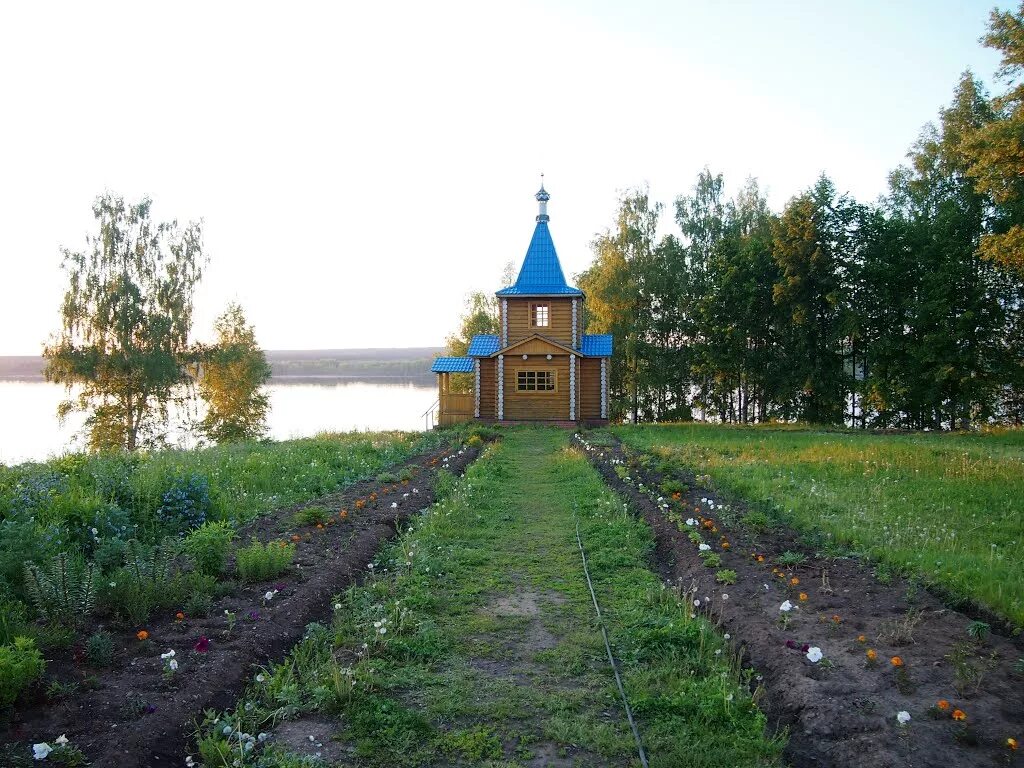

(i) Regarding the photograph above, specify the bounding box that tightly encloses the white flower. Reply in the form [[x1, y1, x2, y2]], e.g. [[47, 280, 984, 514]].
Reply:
[[779, 600, 793, 612], [390, 502, 398, 509], [91, 527, 99, 535], [160, 649, 176, 659], [264, 590, 277, 601], [33, 743, 52, 760], [109, 581, 116, 587], [223, 725, 233, 735], [186, 757, 196, 767], [333, 603, 342, 611], [256, 674, 266, 683], [723, 633, 731, 640], [721, 593, 729, 600], [725, 693, 734, 702], [806, 646, 823, 663], [54, 735, 68, 746], [169, 659, 179, 671], [685, 518, 697, 526], [698, 543, 711, 552], [896, 710, 911, 724], [693, 599, 701, 607]]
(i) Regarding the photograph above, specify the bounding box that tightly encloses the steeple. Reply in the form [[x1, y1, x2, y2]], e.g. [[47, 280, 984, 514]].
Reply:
[[536, 174, 550, 222]]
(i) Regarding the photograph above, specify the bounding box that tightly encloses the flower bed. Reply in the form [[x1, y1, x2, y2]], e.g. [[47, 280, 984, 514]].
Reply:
[[576, 432, 1023, 768]]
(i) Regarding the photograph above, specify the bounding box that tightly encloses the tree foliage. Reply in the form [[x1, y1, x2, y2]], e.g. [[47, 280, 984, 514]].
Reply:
[[197, 303, 271, 443], [43, 194, 204, 451]]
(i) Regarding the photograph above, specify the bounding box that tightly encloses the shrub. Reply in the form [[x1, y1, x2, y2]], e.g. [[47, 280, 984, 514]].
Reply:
[[292, 506, 330, 528], [700, 552, 722, 568], [156, 473, 212, 533], [375, 471, 399, 484], [743, 510, 770, 530], [399, 466, 415, 482], [184, 591, 212, 618], [778, 551, 807, 566], [715, 569, 738, 585], [0, 637, 45, 710], [466, 434, 483, 448], [167, 571, 218, 610], [85, 631, 115, 667], [23, 553, 97, 626], [93, 537, 128, 573], [660, 479, 687, 497], [100, 538, 182, 624], [183, 521, 235, 576], [236, 539, 295, 583], [0, 516, 53, 599], [0, 599, 29, 646]]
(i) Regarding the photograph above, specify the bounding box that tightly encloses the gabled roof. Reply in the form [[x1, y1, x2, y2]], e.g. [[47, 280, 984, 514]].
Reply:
[[496, 221, 583, 297], [430, 356, 474, 373], [580, 334, 613, 357], [467, 334, 500, 357], [490, 333, 579, 358]]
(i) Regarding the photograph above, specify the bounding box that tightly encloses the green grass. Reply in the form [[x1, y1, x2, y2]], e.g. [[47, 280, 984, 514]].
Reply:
[[614, 423, 1024, 627], [196, 428, 783, 768]]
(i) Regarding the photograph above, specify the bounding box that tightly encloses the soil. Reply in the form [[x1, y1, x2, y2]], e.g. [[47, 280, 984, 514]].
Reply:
[[577, 433, 1024, 768], [1, 440, 484, 767]]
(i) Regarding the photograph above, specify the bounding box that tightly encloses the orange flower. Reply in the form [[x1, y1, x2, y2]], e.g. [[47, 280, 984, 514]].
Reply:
[[866, 649, 877, 661], [316, 523, 324, 530], [721, 541, 731, 550], [136, 630, 149, 641], [890, 656, 904, 668], [798, 592, 808, 601], [1007, 738, 1018, 751], [952, 709, 967, 722], [355, 499, 366, 509], [339, 510, 348, 519], [369, 492, 377, 501], [291, 534, 301, 542], [857, 634, 866, 643], [831, 614, 841, 624], [790, 577, 800, 586], [175, 612, 185, 621], [671, 492, 681, 501], [756, 555, 765, 563], [937, 699, 950, 711]]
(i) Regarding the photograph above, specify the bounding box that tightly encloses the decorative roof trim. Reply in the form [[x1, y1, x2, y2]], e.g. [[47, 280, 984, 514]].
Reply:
[[488, 333, 579, 358]]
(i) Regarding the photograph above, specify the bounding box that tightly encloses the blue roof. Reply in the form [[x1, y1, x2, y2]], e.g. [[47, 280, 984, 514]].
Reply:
[[431, 356, 474, 373], [467, 334, 500, 356], [496, 221, 583, 297], [580, 334, 613, 357]]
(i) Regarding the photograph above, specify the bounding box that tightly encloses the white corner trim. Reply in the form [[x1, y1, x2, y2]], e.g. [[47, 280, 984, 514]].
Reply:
[[474, 359, 480, 418], [497, 354, 504, 420], [501, 299, 508, 347], [569, 353, 576, 421], [600, 358, 607, 419]]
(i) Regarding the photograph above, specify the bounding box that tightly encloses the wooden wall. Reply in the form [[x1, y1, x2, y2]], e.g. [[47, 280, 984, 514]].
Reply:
[[503, 356, 571, 420], [504, 298, 574, 347], [479, 359, 496, 418], [580, 358, 602, 420]]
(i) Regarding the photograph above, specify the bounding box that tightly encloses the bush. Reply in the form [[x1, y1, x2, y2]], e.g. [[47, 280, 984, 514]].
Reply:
[[0, 637, 45, 710], [375, 471, 399, 485], [0, 599, 29, 646], [743, 510, 770, 531], [292, 506, 330, 527], [399, 466, 415, 482], [156, 473, 212, 533], [0, 516, 54, 599], [236, 539, 295, 583], [183, 521, 235, 576], [715, 569, 738, 585], [660, 479, 687, 496], [85, 631, 115, 667], [23, 553, 97, 626], [100, 538, 182, 624]]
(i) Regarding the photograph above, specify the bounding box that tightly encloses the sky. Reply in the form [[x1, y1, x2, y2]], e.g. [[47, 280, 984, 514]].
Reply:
[[0, 0, 1006, 355]]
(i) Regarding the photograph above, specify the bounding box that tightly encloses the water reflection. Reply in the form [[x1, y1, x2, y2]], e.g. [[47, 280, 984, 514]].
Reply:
[[0, 379, 437, 465]]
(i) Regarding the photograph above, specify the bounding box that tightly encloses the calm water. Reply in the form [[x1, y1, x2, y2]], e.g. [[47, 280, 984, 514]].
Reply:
[[0, 380, 437, 465]]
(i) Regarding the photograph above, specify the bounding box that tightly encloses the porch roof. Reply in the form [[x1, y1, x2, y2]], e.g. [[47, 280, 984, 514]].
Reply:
[[431, 356, 475, 373]]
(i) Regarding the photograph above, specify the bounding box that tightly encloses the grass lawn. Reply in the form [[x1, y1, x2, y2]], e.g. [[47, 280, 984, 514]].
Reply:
[[613, 424, 1024, 628], [196, 428, 783, 767]]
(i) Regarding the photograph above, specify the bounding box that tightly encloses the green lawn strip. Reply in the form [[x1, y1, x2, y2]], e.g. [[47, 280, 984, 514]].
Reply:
[[194, 428, 782, 768], [613, 423, 1024, 627]]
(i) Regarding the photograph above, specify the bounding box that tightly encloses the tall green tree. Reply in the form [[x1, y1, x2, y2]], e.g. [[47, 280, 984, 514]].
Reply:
[[966, 3, 1024, 277], [197, 303, 271, 443], [44, 194, 204, 451]]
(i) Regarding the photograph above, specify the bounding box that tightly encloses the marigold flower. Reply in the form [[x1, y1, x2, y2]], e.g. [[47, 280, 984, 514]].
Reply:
[[291, 534, 301, 542], [831, 614, 841, 624], [890, 656, 904, 668], [316, 523, 324, 530], [952, 709, 967, 721], [339, 510, 348, 519], [857, 634, 866, 643], [1007, 738, 1018, 751], [756, 555, 765, 563], [136, 630, 149, 641], [721, 541, 731, 550], [937, 699, 950, 711], [866, 648, 877, 661], [175, 612, 185, 621], [798, 592, 808, 601]]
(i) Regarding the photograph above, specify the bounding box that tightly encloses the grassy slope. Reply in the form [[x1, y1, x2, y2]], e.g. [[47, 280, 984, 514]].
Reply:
[[615, 424, 1024, 627], [198, 428, 782, 768]]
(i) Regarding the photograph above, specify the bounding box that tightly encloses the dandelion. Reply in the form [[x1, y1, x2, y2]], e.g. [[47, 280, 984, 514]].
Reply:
[[137, 630, 150, 641], [896, 710, 911, 725], [256, 674, 266, 683], [952, 709, 967, 721], [779, 600, 793, 612], [890, 656, 904, 668], [334, 603, 342, 611], [937, 699, 950, 711], [806, 647, 823, 663]]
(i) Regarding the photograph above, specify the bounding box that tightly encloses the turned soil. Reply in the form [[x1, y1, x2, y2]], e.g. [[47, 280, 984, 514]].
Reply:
[[1, 441, 482, 767], [580, 434, 1024, 768]]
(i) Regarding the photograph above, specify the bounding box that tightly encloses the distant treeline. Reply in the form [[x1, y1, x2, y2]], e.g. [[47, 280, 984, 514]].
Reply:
[[0, 348, 443, 384], [579, 51, 1024, 428]]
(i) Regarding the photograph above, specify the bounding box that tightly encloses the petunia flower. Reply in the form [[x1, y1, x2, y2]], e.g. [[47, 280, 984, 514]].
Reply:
[[806, 647, 823, 663], [32, 742, 52, 760], [779, 600, 793, 612], [194, 636, 210, 653], [698, 543, 711, 552], [896, 711, 911, 724], [54, 735, 68, 746]]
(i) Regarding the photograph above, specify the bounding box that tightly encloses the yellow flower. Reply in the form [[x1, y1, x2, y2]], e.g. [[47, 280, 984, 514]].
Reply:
[[866, 649, 877, 661], [1007, 738, 1018, 751]]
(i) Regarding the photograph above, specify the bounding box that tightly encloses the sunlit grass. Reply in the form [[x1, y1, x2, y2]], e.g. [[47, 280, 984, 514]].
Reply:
[[614, 424, 1024, 628]]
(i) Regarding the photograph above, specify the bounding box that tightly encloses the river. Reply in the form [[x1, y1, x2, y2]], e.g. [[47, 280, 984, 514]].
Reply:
[[0, 379, 437, 465]]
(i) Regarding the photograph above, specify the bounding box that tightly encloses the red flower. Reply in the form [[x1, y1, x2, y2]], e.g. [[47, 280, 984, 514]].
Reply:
[[194, 636, 210, 653]]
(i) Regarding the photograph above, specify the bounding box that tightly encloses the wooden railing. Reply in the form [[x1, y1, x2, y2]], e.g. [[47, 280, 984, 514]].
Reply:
[[438, 392, 474, 426]]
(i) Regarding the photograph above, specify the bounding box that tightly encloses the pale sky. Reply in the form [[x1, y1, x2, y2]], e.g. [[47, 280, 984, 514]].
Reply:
[[0, 1, 1003, 355]]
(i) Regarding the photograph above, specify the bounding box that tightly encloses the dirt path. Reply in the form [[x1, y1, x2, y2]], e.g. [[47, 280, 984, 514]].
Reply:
[[579, 433, 1024, 768], [2, 440, 482, 767]]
